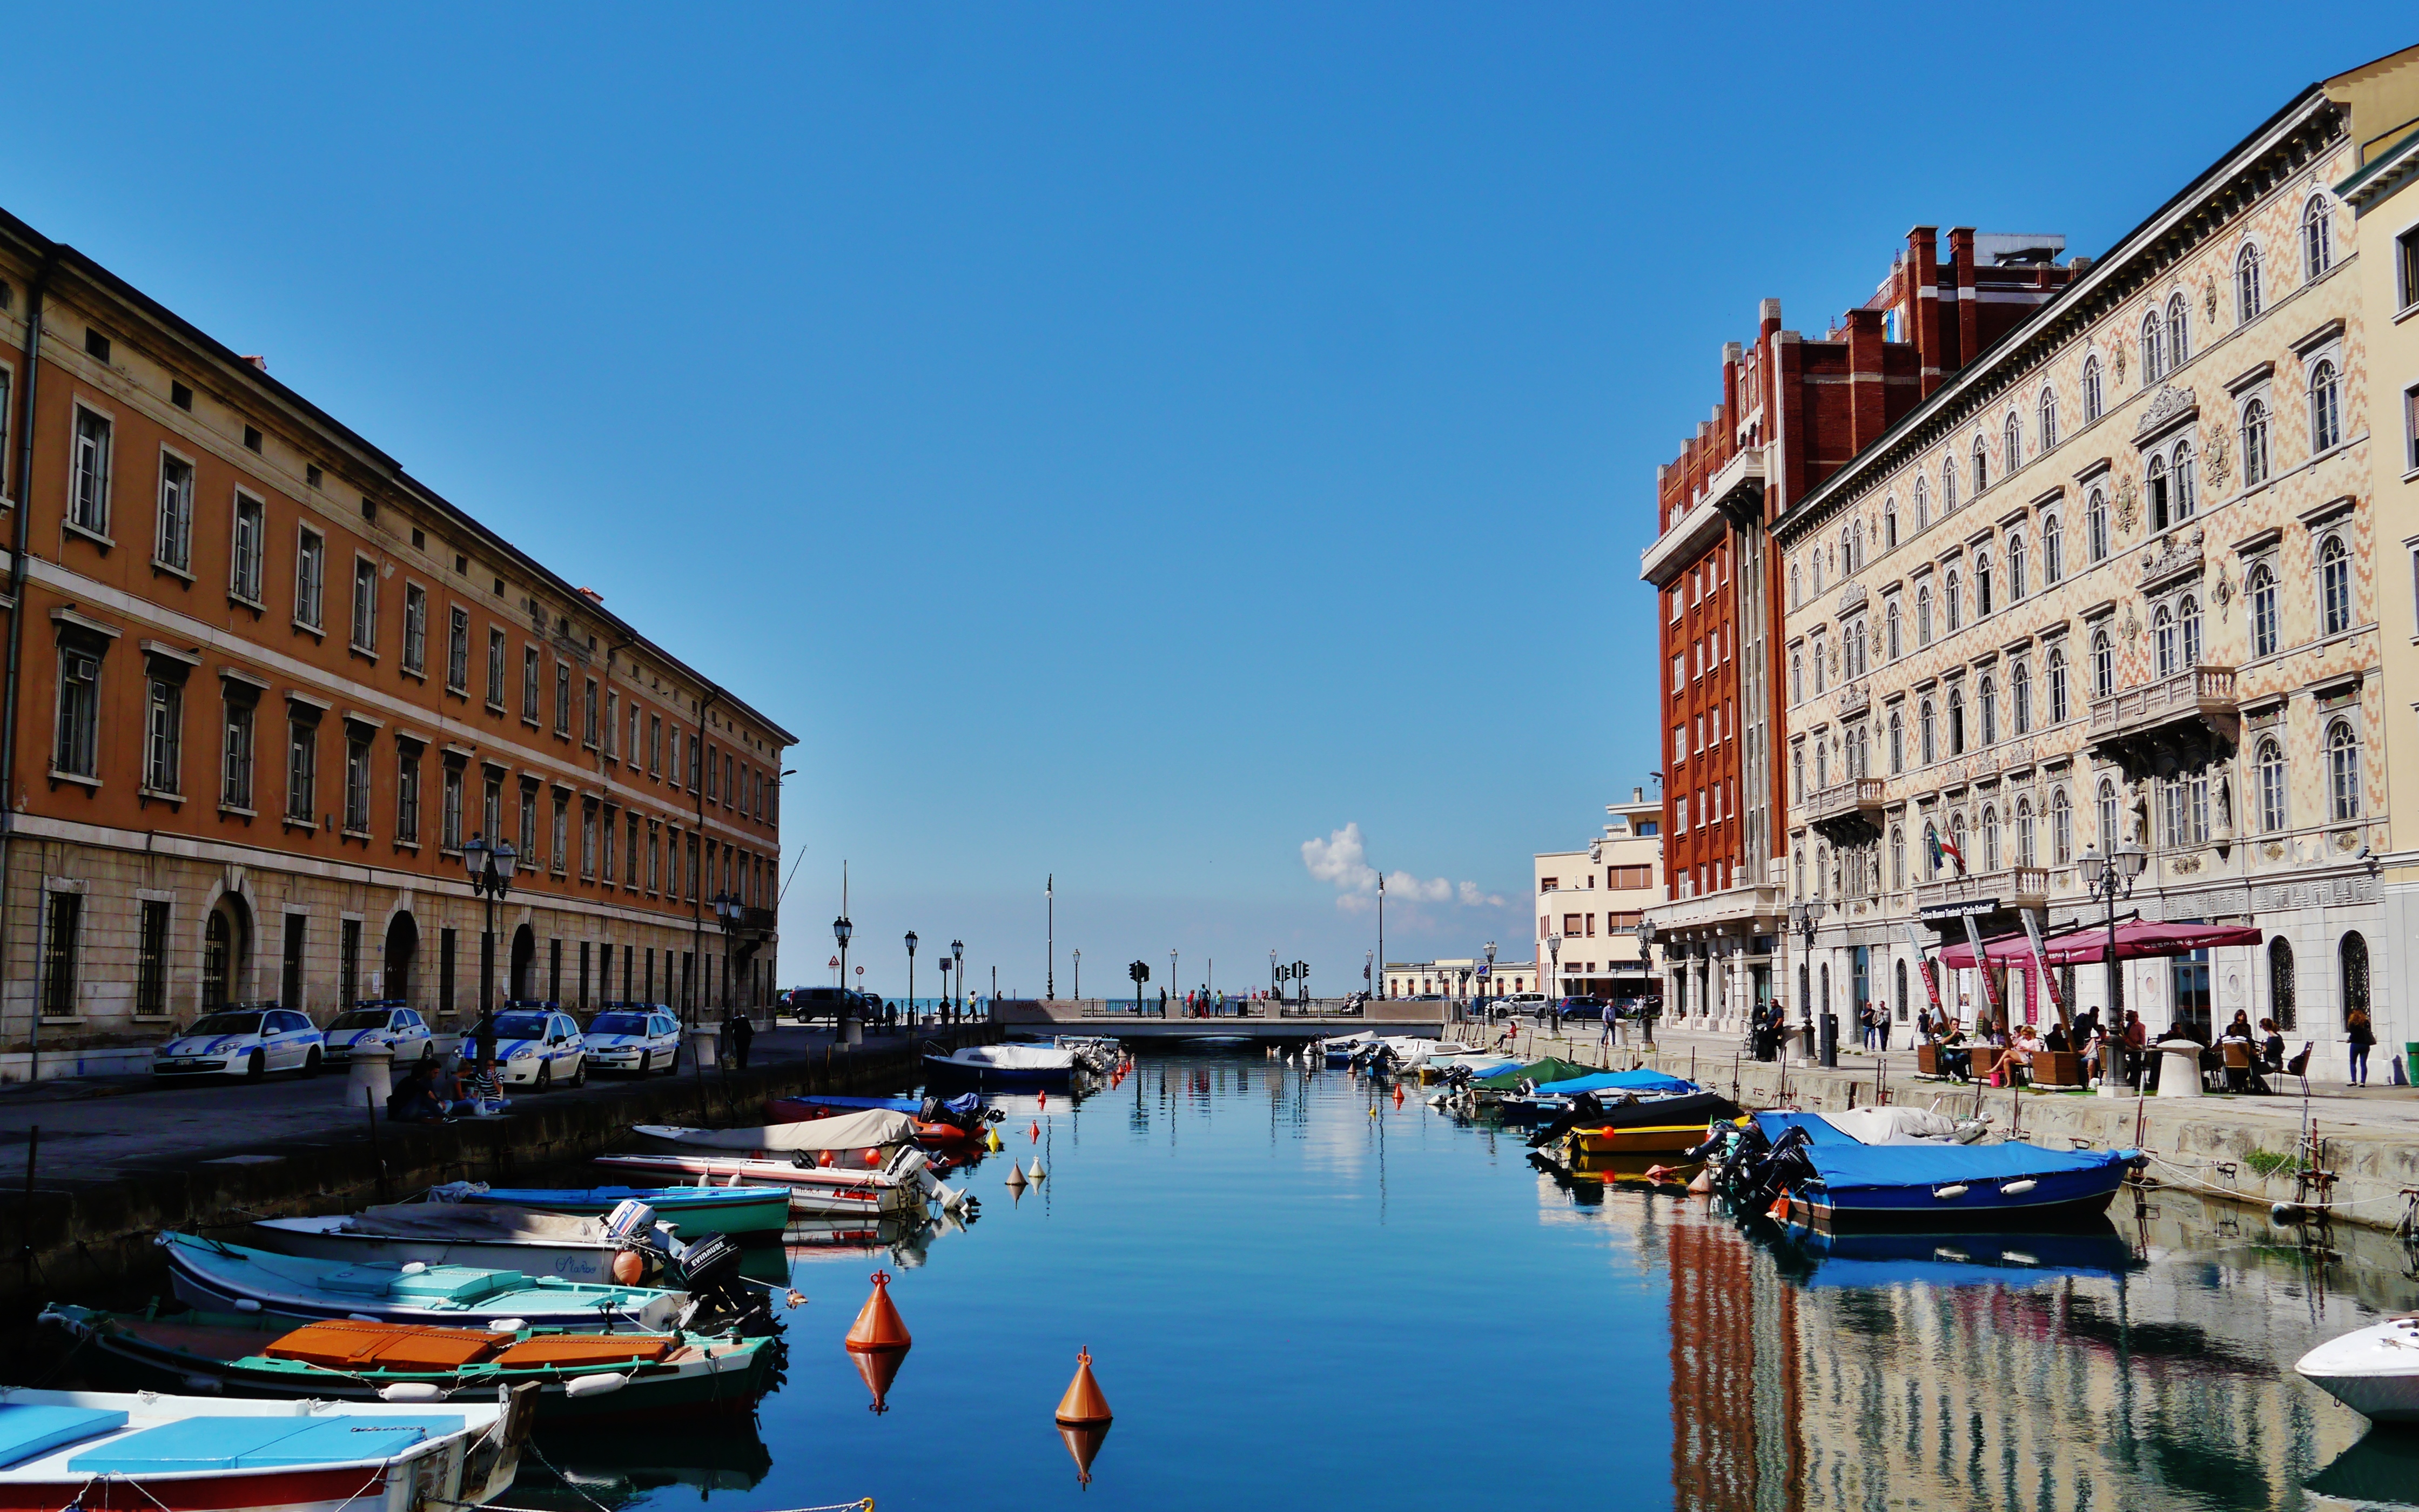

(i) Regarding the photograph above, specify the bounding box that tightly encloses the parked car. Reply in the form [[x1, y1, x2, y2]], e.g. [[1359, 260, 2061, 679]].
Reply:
[[480, 1007, 587, 1091], [786, 985, 875, 1027], [153, 1005, 324, 1081], [320, 1002, 435, 1066], [583, 1004, 683, 1074], [1553, 996, 1610, 1022]]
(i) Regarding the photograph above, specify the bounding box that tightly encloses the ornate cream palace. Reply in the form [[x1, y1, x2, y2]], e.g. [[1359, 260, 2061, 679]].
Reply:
[[1767, 57, 2418, 1071]]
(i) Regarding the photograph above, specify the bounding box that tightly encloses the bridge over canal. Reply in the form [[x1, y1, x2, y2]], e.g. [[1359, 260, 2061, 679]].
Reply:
[[993, 999, 1447, 1044]]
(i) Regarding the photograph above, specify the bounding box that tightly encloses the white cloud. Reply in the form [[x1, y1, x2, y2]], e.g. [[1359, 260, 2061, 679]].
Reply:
[[1300, 824, 1504, 913]]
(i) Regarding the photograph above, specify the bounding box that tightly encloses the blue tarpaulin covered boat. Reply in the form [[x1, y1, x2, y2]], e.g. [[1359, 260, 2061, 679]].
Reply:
[[1771, 1141, 2143, 1233], [1529, 1069, 1698, 1097]]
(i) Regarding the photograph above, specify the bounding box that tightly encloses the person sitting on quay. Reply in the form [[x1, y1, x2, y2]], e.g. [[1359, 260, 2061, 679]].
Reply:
[[2260, 1018, 2286, 1077], [387, 1061, 446, 1124], [447, 1057, 503, 1117], [1936, 1021, 1973, 1081], [2120, 1010, 2148, 1089], [2003, 1023, 2042, 1086]]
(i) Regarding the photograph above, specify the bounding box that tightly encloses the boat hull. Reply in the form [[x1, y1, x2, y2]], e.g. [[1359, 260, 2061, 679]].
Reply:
[[1563, 1124, 1716, 1156], [920, 1054, 1073, 1088], [764, 1097, 978, 1145], [454, 1187, 790, 1239], [2296, 1319, 2419, 1423], [246, 1220, 626, 1285], [159, 1235, 682, 1331], [594, 1153, 924, 1217], [1775, 1162, 2133, 1234]]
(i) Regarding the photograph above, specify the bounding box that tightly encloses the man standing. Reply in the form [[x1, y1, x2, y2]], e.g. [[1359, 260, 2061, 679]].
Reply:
[[730, 1009, 754, 1070]]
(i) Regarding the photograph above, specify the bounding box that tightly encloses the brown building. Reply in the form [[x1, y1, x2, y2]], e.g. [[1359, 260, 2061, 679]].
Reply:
[[1641, 236, 2076, 1039], [0, 209, 793, 1078]]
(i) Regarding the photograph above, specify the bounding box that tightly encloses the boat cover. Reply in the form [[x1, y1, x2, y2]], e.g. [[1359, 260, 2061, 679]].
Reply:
[[1473, 1057, 1596, 1092], [1753, 1108, 1965, 1145], [938, 1045, 1077, 1071], [634, 1109, 916, 1152], [781, 1093, 983, 1116], [1531, 1069, 1697, 1097], [263, 1319, 507, 1370], [0, 1405, 128, 1467], [65, 1415, 461, 1473], [338, 1203, 609, 1244], [1798, 1142, 2136, 1193]]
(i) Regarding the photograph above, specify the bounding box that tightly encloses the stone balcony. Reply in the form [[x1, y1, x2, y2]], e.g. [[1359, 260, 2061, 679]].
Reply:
[[1804, 777, 1886, 844], [1915, 865, 2050, 920], [1643, 882, 1784, 939], [2089, 664, 2239, 782]]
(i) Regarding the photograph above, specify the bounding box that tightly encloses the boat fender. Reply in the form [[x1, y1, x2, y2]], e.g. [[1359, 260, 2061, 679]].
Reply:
[[401, 1261, 428, 1274], [1932, 1184, 1971, 1200], [2000, 1179, 2038, 1197], [563, 1372, 630, 1399], [489, 1318, 528, 1334], [380, 1382, 445, 1402], [348, 1314, 382, 1323], [233, 1299, 262, 1313], [183, 1374, 224, 1394]]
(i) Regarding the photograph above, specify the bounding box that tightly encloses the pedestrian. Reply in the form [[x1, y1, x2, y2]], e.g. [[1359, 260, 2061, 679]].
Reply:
[[730, 1010, 754, 1070], [1876, 1006, 1891, 1053], [2347, 1006, 2375, 1085], [2121, 1010, 2146, 1088]]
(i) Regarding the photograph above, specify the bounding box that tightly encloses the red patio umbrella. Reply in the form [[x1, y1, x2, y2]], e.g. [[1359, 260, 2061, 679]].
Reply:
[[1938, 917, 2262, 970]]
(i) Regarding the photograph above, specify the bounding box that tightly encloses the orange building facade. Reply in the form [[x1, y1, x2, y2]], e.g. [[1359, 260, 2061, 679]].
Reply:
[[0, 209, 793, 1072]]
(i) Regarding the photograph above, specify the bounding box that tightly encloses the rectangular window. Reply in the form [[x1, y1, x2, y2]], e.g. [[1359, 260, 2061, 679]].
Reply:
[[53, 648, 99, 778], [552, 791, 570, 874], [522, 644, 540, 723], [403, 584, 428, 674], [486, 629, 506, 709], [442, 762, 464, 850], [41, 891, 80, 1018], [604, 691, 619, 759], [137, 899, 170, 1018], [340, 918, 361, 1009], [649, 715, 662, 776], [0, 366, 10, 497], [222, 696, 256, 809], [2400, 224, 2419, 312], [686, 832, 700, 902], [555, 660, 571, 735], [281, 915, 305, 1011], [286, 717, 317, 822], [723, 752, 735, 807], [232, 493, 265, 603], [686, 734, 701, 792], [344, 730, 371, 833], [397, 745, 422, 844], [519, 783, 537, 863], [602, 805, 617, 883], [624, 810, 639, 886], [669, 728, 683, 787], [584, 678, 600, 748], [71, 407, 111, 534], [581, 803, 598, 879], [2406, 382, 2419, 475], [647, 822, 661, 894], [294, 528, 325, 629], [350, 557, 377, 651], [705, 743, 719, 802], [156, 454, 194, 570], [145, 675, 182, 794], [446, 607, 469, 690]]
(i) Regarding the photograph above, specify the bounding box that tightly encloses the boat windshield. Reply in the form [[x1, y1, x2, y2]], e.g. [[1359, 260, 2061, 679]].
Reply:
[[589, 1013, 651, 1034], [327, 1010, 393, 1030], [187, 1012, 264, 1036], [493, 1013, 551, 1038]]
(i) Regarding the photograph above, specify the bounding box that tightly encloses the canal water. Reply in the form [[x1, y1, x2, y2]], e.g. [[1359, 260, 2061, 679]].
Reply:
[[493, 1052, 2419, 1511]]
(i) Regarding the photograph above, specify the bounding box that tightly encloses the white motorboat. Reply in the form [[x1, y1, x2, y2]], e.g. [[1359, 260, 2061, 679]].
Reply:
[[1318, 1032, 1381, 1065], [247, 1201, 678, 1285], [158, 1233, 686, 1332], [596, 1144, 966, 1216], [922, 1041, 1081, 1086], [631, 1108, 918, 1156], [2296, 1314, 2419, 1423]]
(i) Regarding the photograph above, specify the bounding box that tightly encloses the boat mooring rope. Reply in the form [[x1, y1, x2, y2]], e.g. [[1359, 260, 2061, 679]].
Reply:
[[2140, 1151, 2411, 1213]]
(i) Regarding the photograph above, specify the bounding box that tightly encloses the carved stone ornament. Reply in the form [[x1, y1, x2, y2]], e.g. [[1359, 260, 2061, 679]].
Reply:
[[2203, 277, 2219, 325], [2134, 384, 2198, 439], [2123, 610, 2140, 641], [2202, 421, 2230, 490], [2212, 567, 2234, 620], [2114, 479, 2140, 534]]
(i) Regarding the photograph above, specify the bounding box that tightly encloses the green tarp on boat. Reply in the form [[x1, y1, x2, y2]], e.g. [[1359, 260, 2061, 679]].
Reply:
[[1473, 1057, 1597, 1092]]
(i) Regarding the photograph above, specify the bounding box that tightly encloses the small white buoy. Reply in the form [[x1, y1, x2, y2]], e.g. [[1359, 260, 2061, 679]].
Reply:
[[400, 1261, 428, 1274], [233, 1299, 263, 1313], [1029, 1158, 1047, 1181]]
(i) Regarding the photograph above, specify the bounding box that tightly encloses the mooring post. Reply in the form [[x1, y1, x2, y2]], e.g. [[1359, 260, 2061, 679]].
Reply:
[[364, 1088, 388, 1204]]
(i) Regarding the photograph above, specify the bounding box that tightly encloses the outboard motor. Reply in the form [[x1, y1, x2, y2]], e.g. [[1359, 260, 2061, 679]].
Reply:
[[672, 1231, 774, 1336]]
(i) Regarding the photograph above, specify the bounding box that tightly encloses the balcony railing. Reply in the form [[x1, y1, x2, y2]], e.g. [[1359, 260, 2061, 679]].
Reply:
[[1804, 777, 1886, 842], [1643, 883, 1784, 936], [1914, 865, 2050, 917], [2089, 664, 2239, 782]]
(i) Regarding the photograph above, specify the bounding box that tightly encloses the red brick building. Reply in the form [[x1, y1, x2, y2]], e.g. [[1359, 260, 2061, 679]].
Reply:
[[1640, 231, 2075, 1036]]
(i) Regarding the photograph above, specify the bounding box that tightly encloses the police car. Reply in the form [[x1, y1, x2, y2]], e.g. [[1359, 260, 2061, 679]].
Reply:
[[320, 1002, 436, 1066], [581, 1004, 683, 1074], [472, 1006, 588, 1091], [153, 1005, 325, 1081]]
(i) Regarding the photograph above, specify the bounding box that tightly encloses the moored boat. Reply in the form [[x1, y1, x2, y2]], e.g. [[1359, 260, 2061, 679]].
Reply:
[[2295, 1314, 2419, 1423], [0, 1383, 529, 1511], [158, 1233, 686, 1332], [429, 1182, 791, 1239], [594, 1148, 956, 1218], [42, 1307, 777, 1423], [763, 1093, 992, 1146], [246, 1201, 679, 1286], [631, 1108, 919, 1159], [922, 1041, 1080, 1087], [1760, 1140, 2146, 1233]]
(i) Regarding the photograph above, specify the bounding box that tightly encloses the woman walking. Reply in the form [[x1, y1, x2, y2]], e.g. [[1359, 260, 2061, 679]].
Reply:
[[2347, 1007, 2376, 1086]]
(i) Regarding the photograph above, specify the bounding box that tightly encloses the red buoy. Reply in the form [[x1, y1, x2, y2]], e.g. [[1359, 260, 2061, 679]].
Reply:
[[1030, 1121, 1041, 1142], [1055, 1346, 1112, 1425], [844, 1269, 912, 1352], [1038, 1091, 1047, 1110]]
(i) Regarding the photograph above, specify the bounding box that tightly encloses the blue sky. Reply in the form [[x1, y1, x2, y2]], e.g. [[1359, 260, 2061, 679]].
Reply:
[[10, 5, 2409, 997]]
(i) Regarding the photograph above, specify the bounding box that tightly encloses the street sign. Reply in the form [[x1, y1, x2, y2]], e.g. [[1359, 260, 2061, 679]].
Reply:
[[1917, 898, 2000, 923], [829, 956, 839, 968]]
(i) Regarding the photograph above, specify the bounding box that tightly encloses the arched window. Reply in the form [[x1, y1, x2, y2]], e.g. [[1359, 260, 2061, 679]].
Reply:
[[1789, 562, 1802, 609], [1886, 601, 1902, 661], [1919, 699, 1937, 765], [1914, 478, 1931, 531], [2047, 648, 2069, 723], [2097, 778, 2120, 850], [1943, 455, 1958, 512], [2051, 789, 2073, 864], [2328, 717, 2361, 820], [2147, 454, 2171, 532], [2303, 196, 2333, 280], [2172, 439, 2196, 520], [1894, 958, 1908, 1022], [2140, 311, 2165, 382], [2166, 293, 2189, 369], [2320, 536, 2352, 636], [2016, 797, 2036, 868], [1982, 805, 2002, 871], [1945, 569, 1963, 633], [1790, 649, 1804, 704], [1815, 737, 1827, 789], [2091, 629, 2114, 699], [2005, 412, 2023, 469], [1889, 709, 1904, 773], [2007, 532, 2026, 601], [2042, 515, 2063, 583], [1810, 549, 1824, 596], [1975, 550, 1993, 616], [1978, 675, 1998, 745], [2038, 387, 2058, 451], [2179, 594, 2202, 668], [2236, 243, 2262, 322], [2241, 398, 2270, 486], [2340, 931, 2369, 1027], [2086, 488, 2109, 562], [1916, 584, 1933, 646], [2012, 661, 2033, 734], [1951, 812, 1968, 872], [2268, 937, 2296, 1031], [1841, 526, 1856, 576], [2310, 359, 2341, 451], [1947, 687, 1966, 754], [2249, 562, 2279, 658], [2256, 735, 2286, 832], [1971, 434, 1990, 495], [2083, 355, 2104, 421], [1884, 496, 1899, 549], [2154, 605, 2179, 677], [1812, 636, 1826, 695]]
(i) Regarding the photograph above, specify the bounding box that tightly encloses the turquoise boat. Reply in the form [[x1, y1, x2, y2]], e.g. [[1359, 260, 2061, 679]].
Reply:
[[429, 1182, 790, 1239]]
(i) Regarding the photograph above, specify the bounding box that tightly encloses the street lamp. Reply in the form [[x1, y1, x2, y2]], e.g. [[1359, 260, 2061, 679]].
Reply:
[[951, 939, 964, 1019], [709, 891, 745, 1024], [1632, 918, 1657, 1045], [463, 833, 516, 1063], [904, 930, 918, 1023], [2080, 839, 2148, 1093], [1547, 933, 1562, 1012], [1072, 948, 1080, 1002], [833, 910, 855, 1040], [1482, 940, 1497, 1022], [1170, 950, 1178, 1013], [1790, 897, 1829, 1065]]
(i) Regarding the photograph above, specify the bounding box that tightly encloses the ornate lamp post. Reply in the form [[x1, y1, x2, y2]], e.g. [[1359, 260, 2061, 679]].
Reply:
[[1482, 940, 1497, 1022], [1633, 918, 1658, 1046], [710, 891, 744, 1018], [1072, 947, 1080, 1002], [904, 930, 918, 1023], [1547, 933, 1562, 1017], [462, 832, 516, 1063], [833, 910, 855, 1041], [951, 939, 965, 1019], [2079, 839, 2148, 1094], [1790, 897, 1829, 1065]]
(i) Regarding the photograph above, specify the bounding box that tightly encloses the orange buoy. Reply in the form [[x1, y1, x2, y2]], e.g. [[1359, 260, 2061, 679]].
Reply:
[[817, 1150, 836, 1168], [852, 1339, 906, 1413], [1392, 1085, 1404, 1106], [610, 1249, 644, 1286], [843, 1269, 912, 1352], [1029, 1121, 1041, 1142], [862, 1146, 884, 1168], [1054, 1346, 1112, 1425], [1037, 1091, 1047, 1110]]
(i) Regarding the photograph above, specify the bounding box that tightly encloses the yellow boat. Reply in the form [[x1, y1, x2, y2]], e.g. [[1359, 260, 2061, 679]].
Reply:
[[1560, 1124, 1710, 1157]]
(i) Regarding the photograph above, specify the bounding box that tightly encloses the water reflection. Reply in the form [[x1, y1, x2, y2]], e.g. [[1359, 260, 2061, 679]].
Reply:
[[514, 1426, 771, 1509]]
